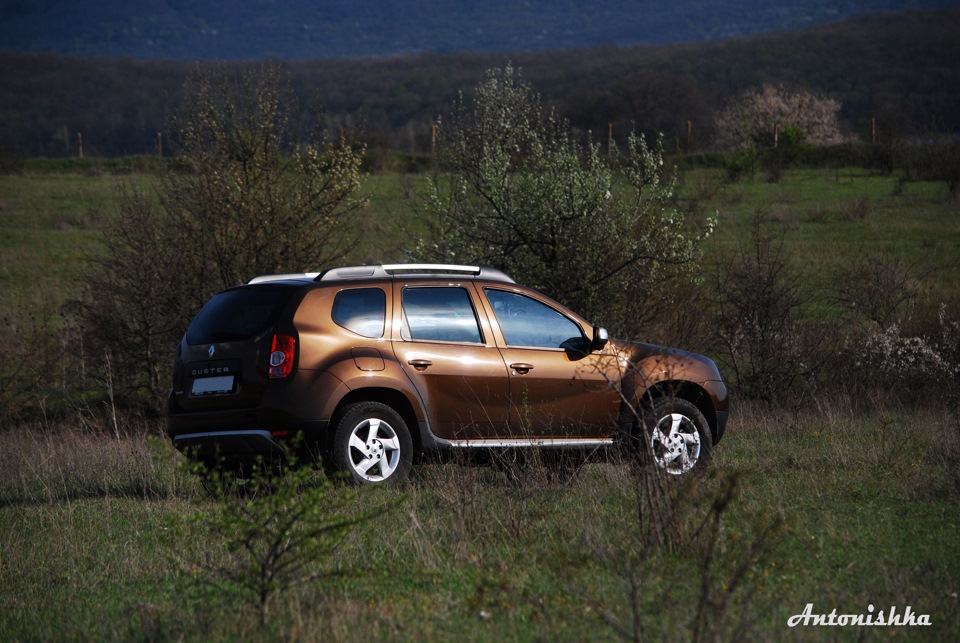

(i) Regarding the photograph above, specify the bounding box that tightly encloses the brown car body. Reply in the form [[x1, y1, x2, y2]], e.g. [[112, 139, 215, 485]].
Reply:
[[166, 264, 728, 482]]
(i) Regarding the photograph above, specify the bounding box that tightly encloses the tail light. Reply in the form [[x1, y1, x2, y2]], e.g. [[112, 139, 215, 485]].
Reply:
[[268, 334, 296, 379]]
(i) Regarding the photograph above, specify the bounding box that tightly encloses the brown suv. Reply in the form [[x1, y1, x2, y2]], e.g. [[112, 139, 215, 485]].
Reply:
[[166, 264, 728, 483]]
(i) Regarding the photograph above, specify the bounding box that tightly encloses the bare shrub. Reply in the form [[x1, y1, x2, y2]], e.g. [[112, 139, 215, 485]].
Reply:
[[709, 209, 819, 401], [838, 197, 871, 221], [76, 65, 367, 404], [830, 249, 928, 328], [76, 183, 184, 402]]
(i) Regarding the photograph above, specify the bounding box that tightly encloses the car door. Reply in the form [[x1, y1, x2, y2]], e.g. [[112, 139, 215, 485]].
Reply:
[[390, 282, 511, 440], [480, 287, 622, 439]]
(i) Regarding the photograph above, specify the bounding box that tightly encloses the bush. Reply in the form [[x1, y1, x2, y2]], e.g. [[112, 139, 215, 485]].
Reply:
[[709, 210, 820, 401], [412, 65, 711, 338], [77, 65, 367, 404], [189, 462, 376, 627]]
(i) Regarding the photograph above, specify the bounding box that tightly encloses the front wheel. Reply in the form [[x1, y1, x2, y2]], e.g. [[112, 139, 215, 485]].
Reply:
[[643, 398, 712, 475], [332, 402, 413, 485]]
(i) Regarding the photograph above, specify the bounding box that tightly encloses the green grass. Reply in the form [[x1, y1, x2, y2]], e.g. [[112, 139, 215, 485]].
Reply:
[[684, 168, 959, 289], [0, 167, 413, 305], [1, 161, 959, 639], [5, 163, 956, 309], [0, 172, 118, 305], [1, 403, 958, 640]]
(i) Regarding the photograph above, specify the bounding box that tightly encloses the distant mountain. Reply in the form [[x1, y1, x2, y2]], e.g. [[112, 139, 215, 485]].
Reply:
[[0, 0, 955, 60], [2, 10, 957, 158]]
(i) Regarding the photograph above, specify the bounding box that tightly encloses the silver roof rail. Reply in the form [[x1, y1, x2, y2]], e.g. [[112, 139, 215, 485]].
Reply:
[[382, 263, 480, 274], [314, 263, 515, 283], [247, 272, 320, 284]]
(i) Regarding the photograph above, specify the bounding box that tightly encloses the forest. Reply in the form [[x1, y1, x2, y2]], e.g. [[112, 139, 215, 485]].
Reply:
[[1, 10, 958, 160]]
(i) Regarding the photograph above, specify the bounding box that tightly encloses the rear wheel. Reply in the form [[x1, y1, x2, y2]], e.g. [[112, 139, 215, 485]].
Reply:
[[643, 398, 712, 475], [332, 402, 413, 485]]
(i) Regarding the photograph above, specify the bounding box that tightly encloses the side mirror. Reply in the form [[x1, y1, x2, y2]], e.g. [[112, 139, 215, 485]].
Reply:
[[591, 326, 609, 351]]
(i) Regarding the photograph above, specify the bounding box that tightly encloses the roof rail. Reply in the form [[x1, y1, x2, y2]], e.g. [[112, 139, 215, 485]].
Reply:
[[314, 263, 515, 283], [248, 272, 320, 284], [382, 263, 480, 274]]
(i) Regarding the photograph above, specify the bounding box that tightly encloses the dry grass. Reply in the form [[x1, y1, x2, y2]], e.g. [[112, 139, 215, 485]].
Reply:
[[1, 400, 959, 640], [0, 419, 195, 506]]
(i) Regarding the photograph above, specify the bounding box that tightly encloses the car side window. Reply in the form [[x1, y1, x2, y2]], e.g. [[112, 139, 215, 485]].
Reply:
[[485, 289, 583, 349], [332, 288, 386, 338], [402, 287, 483, 344]]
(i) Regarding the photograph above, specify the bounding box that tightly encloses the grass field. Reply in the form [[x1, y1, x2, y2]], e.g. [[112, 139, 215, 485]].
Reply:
[[3, 163, 958, 306], [1, 402, 958, 640], [1, 161, 959, 640]]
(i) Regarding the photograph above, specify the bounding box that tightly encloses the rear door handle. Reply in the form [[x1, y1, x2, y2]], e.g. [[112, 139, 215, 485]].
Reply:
[[510, 363, 534, 375], [408, 359, 433, 371]]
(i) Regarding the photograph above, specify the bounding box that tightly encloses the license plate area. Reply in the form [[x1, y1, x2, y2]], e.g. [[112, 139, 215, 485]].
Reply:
[[191, 375, 236, 396]]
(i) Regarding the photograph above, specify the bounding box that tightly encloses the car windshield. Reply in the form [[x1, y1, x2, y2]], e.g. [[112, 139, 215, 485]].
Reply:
[[185, 285, 297, 345]]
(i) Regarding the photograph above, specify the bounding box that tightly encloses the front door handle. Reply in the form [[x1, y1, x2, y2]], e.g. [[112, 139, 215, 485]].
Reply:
[[510, 363, 534, 375], [408, 359, 433, 371]]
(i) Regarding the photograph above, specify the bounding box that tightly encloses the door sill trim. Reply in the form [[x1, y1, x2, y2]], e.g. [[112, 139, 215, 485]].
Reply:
[[446, 437, 616, 448]]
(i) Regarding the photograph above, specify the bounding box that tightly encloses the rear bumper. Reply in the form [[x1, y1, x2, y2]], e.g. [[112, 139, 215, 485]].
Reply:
[[166, 397, 330, 461], [172, 429, 285, 461]]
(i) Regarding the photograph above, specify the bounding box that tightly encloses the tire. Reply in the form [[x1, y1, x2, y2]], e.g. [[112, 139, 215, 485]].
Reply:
[[642, 398, 712, 475], [332, 402, 413, 485]]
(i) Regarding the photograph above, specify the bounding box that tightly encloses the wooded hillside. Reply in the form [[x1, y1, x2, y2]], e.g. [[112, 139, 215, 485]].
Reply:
[[1, 0, 953, 60], [1, 11, 957, 158]]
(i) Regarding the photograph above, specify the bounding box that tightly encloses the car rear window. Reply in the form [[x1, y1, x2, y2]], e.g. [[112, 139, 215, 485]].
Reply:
[[185, 285, 298, 345], [332, 288, 386, 338]]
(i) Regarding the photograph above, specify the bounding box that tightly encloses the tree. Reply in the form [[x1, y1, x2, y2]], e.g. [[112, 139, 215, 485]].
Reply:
[[413, 65, 710, 339], [79, 65, 367, 403], [713, 83, 843, 151], [161, 65, 367, 310]]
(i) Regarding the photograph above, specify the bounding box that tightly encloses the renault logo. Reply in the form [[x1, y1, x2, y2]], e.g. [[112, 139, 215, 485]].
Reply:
[[208, 345, 216, 358]]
